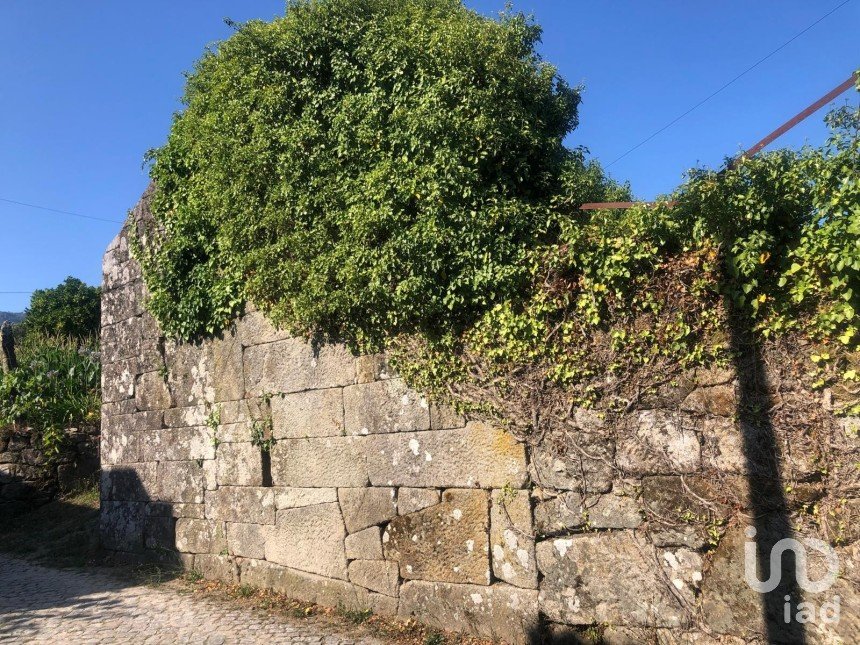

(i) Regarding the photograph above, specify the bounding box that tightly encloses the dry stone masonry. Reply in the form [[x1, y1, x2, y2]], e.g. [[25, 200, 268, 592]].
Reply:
[[0, 425, 98, 516], [101, 189, 859, 644]]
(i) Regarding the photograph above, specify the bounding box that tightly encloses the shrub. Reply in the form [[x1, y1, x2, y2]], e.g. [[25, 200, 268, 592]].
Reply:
[[138, 0, 581, 346], [24, 277, 101, 339], [0, 333, 101, 456], [393, 98, 860, 426]]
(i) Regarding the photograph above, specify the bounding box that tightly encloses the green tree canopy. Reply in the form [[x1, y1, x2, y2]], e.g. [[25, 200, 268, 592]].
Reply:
[[139, 0, 590, 347], [24, 277, 101, 339]]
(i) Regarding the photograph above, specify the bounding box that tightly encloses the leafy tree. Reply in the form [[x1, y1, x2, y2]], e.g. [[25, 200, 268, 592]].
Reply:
[[139, 0, 581, 347], [24, 277, 101, 339]]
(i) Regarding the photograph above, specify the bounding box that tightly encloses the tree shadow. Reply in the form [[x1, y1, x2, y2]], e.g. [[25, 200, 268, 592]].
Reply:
[[0, 467, 184, 641], [729, 311, 806, 644]]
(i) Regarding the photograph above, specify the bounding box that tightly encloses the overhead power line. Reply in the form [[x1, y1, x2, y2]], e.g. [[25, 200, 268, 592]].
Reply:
[[0, 197, 123, 224], [605, 0, 856, 169]]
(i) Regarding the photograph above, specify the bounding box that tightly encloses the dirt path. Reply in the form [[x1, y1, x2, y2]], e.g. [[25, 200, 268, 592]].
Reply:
[[0, 554, 384, 644]]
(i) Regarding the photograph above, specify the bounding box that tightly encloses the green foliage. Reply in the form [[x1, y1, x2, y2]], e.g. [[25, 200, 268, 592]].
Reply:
[[137, 0, 857, 425], [0, 333, 101, 456], [250, 416, 276, 452], [393, 95, 860, 421], [138, 0, 579, 346], [24, 277, 100, 339]]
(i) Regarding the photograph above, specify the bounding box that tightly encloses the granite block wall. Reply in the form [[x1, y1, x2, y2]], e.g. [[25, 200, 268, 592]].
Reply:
[[100, 189, 859, 644]]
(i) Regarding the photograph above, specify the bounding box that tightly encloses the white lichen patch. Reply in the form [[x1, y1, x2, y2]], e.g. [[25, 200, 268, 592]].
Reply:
[[554, 538, 574, 558]]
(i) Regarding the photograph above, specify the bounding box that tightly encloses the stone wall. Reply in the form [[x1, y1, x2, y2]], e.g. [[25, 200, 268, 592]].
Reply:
[[101, 189, 859, 644], [0, 424, 99, 516]]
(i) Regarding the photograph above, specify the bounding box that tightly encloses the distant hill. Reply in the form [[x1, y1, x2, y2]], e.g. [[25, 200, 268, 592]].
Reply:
[[0, 311, 24, 324]]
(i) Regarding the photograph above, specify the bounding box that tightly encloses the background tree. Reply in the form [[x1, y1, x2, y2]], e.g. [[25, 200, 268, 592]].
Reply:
[[24, 277, 101, 339]]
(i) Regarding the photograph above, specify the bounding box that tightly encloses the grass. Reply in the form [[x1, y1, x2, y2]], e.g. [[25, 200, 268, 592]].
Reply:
[[0, 485, 100, 568]]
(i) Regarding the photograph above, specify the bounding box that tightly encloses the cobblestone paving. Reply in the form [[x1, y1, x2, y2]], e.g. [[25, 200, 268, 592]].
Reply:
[[0, 555, 384, 644]]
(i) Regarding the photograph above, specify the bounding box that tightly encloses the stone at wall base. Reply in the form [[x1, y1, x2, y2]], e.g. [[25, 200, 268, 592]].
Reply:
[[398, 580, 538, 645]]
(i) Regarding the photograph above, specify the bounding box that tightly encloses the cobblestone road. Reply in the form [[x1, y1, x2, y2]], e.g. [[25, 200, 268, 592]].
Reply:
[[0, 555, 383, 644]]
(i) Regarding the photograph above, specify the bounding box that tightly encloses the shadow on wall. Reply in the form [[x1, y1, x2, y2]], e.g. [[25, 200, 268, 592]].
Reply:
[[99, 466, 186, 568], [731, 307, 806, 644]]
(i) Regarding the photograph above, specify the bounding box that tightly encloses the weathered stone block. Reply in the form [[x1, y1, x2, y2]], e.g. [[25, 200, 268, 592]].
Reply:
[[156, 460, 205, 504], [384, 489, 490, 585], [702, 417, 747, 473], [146, 502, 205, 519], [165, 341, 214, 406], [195, 554, 237, 583], [270, 388, 344, 439], [586, 492, 643, 529], [681, 384, 736, 417], [529, 428, 614, 493], [143, 515, 176, 550], [699, 525, 767, 639], [354, 353, 391, 384], [535, 490, 643, 536], [398, 487, 440, 515], [491, 490, 537, 589], [102, 410, 162, 437], [642, 476, 730, 549], [537, 531, 688, 628], [218, 400, 251, 425], [141, 427, 214, 462], [338, 487, 397, 533], [175, 518, 226, 554], [211, 330, 244, 402], [101, 463, 156, 501], [101, 429, 143, 466], [205, 486, 275, 524], [237, 558, 398, 616], [215, 422, 252, 443], [216, 442, 262, 487], [399, 581, 538, 645], [101, 315, 161, 365], [102, 280, 145, 325], [616, 410, 702, 475], [235, 310, 292, 346], [366, 423, 528, 489], [101, 398, 138, 419], [348, 560, 399, 597], [345, 526, 383, 560], [274, 487, 338, 509], [243, 338, 354, 397], [429, 403, 466, 430], [163, 405, 208, 429], [135, 371, 171, 412], [100, 501, 145, 552], [270, 436, 368, 487], [264, 503, 348, 579], [101, 358, 139, 403], [343, 379, 430, 435], [227, 522, 266, 559]]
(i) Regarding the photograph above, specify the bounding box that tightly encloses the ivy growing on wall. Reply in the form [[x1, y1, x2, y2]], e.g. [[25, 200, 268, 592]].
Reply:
[[133, 0, 859, 429]]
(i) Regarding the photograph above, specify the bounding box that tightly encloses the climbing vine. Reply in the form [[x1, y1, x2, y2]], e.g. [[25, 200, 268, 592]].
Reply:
[[132, 0, 859, 430]]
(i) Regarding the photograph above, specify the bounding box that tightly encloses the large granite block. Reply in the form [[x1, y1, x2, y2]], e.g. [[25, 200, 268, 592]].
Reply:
[[366, 422, 527, 489]]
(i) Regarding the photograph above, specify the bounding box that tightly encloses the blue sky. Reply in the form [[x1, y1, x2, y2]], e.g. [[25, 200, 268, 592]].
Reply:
[[1, 1, 857, 312]]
